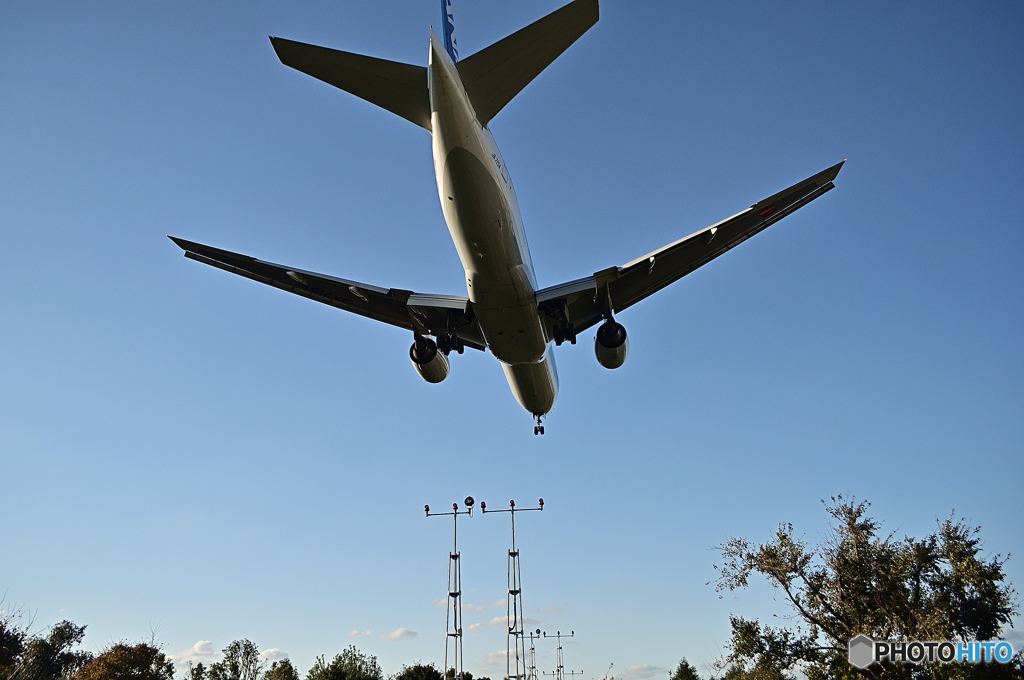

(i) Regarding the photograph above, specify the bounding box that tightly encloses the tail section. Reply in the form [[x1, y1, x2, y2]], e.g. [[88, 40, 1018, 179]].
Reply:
[[457, 0, 599, 126], [441, 0, 459, 62], [270, 37, 431, 131], [270, 0, 598, 131]]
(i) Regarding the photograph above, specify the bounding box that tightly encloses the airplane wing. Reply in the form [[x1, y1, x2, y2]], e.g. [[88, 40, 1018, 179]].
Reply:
[[168, 236, 485, 350], [536, 161, 845, 338]]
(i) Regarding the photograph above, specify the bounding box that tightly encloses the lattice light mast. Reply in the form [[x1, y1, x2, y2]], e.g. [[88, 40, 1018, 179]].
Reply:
[[481, 498, 544, 680], [542, 630, 576, 680], [426, 497, 475, 680], [527, 629, 542, 680]]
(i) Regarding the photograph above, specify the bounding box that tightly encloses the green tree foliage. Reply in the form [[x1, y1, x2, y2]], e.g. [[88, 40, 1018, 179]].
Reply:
[[391, 663, 442, 680], [306, 646, 383, 680], [183, 661, 210, 680], [264, 659, 300, 680], [671, 659, 701, 680], [713, 496, 1021, 680], [208, 640, 265, 680], [73, 642, 174, 680], [3, 619, 94, 679]]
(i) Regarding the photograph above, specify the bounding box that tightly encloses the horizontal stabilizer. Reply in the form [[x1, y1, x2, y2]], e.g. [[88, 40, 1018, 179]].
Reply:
[[456, 0, 599, 126], [271, 37, 431, 130]]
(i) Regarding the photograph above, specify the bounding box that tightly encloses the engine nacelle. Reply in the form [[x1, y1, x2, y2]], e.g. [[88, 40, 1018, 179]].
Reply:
[[594, 320, 628, 369], [410, 337, 450, 383]]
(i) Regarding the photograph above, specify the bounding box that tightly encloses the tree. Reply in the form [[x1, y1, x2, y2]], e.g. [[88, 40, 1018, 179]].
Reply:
[[0, 606, 28, 677], [713, 496, 1021, 680], [183, 661, 210, 680], [391, 663, 442, 680], [264, 659, 300, 680], [73, 642, 174, 680], [306, 646, 382, 680], [208, 640, 265, 680], [671, 659, 701, 680], [9, 619, 93, 679]]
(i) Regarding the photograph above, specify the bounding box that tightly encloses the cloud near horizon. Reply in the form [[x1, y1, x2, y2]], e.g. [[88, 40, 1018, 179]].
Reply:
[[474, 650, 507, 669], [620, 665, 670, 680], [381, 628, 417, 641], [169, 641, 221, 668], [259, 649, 288, 662], [349, 630, 372, 638], [488, 615, 541, 628]]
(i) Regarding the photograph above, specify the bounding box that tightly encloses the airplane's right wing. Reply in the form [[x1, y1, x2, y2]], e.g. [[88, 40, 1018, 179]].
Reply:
[[169, 236, 485, 350], [536, 161, 845, 337]]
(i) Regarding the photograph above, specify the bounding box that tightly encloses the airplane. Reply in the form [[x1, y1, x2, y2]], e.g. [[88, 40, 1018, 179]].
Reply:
[[170, 0, 844, 435]]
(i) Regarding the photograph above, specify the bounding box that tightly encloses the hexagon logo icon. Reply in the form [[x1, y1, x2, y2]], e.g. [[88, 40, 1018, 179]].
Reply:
[[848, 634, 875, 669]]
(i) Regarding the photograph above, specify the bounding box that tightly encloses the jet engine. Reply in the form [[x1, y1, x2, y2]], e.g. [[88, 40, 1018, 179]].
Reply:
[[594, 320, 628, 369], [410, 336, 450, 383]]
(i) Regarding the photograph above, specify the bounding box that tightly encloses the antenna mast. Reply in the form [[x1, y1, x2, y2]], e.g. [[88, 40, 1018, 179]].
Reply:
[[542, 631, 577, 680], [482, 498, 544, 680], [426, 497, 475, 680]]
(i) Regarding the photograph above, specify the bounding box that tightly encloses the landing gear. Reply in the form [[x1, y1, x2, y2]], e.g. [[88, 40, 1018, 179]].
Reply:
[[552, 323, 576, 346], [436, 333, 465, 355], [533, 415, 545, 436]]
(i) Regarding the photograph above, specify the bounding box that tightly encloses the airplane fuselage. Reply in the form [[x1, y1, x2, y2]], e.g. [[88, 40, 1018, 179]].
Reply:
[[428, 34, 558, 416]]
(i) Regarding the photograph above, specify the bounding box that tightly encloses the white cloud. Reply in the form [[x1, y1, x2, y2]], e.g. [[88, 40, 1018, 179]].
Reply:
[[169, 641, 222, 668], [475, 650, 508, 669], [467, 622, 483, 632], [488, 615, 541, 628], [464, 602, 487, 611], [620, 665, 670, 680], [382, 628, 417, 641], [349, 630, 372, 638], [259, 649, 288, 662]]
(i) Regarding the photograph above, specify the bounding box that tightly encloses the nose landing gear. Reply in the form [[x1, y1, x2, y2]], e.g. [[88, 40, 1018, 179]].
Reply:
[[533, 414, 545, 436]]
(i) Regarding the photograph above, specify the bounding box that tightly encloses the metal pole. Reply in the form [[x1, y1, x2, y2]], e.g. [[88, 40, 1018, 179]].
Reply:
[[482, 498, 543, 680], [426, 497, 475, 680]]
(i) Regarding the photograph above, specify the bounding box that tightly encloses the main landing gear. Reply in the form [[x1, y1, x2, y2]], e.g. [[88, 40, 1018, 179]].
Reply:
[[533, 414, 545, 436]]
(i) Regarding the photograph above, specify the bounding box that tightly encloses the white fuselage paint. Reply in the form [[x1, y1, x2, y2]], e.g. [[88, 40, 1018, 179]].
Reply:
[[428, 33, 558, 416]]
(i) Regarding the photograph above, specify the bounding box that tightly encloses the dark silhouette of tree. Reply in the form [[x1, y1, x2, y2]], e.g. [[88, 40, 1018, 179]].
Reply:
[[264, 659, 299, 680], [713, 496, 1021, 680], [391, 663, 442, 680], [306, 646, 382, 680], [183, 661, 210, 680], [671, 659, 701, 680], [73, 642, 173, 680], [208, 640, 265, 680], [5, 619, 93, 679]]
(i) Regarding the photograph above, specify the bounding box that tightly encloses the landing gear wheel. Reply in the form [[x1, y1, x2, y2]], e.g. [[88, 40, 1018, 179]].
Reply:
[[539, 426, 545, 435], [534, 426, 539, 436]]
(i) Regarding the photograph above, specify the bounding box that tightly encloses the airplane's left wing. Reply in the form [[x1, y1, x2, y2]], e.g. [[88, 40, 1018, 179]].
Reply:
[[537, 161, 845, 338], [169, 236, 485, 350]]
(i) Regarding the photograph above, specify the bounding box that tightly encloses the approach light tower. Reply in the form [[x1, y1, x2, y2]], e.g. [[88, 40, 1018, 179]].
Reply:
[[542, 630, 577, 680], [481, 498, 543, 680], [426, 497, 475, 680], [527, 629, 542, 680]]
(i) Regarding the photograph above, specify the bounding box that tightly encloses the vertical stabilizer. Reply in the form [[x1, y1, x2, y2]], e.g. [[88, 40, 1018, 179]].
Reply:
[[441, 0, 459, 62]]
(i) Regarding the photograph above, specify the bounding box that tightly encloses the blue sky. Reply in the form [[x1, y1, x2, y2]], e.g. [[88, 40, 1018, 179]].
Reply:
[[1, 0, 1022, 677]]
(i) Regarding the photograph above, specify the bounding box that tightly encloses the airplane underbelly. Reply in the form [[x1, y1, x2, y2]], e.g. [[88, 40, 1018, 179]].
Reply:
[[501, 350, 558, 416], [441, 145, 546, 362]]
